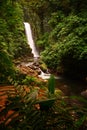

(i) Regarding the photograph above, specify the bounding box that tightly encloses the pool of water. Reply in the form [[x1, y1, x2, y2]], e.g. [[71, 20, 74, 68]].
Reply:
[[55, 76, 87, 96]]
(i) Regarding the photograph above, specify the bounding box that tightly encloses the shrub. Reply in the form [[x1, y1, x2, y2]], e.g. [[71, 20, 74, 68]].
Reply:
[[41, 13, 87, 79]]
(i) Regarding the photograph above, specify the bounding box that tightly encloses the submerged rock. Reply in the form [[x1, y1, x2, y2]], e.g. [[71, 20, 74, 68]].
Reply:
[[81, 90, 87, 98]]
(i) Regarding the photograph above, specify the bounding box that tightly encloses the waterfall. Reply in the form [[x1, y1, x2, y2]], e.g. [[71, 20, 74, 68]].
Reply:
[[24, 22, 39, 58], [24, 22, 52, 79]]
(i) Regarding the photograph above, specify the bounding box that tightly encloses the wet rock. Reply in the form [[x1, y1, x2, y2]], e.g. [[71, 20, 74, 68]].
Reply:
[[81, 90, 87, 98], [36, 69, 41, 75], [33, 61, 39, 67]]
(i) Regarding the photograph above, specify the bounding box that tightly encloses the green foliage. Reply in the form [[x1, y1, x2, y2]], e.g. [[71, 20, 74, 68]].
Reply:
[[41, 12, 87, 78], [0, 49, 14, 84], [22, 76, 36, 86], [0, 78, 87, 129], [28, 0, 86, 78], [0, 1, 32, 57], [0, 0, 32, 83], [39, 60, 48, 72], [1, 89, 87, 130], [41, 45, 60, 71], [48, 74, 55, 94], [0, 1, 87, 128], [36, 33, 49, 50]]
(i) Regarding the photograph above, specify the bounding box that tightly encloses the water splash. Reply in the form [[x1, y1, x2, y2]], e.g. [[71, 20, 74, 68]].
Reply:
[[38, 70, 51, 80], [38, 69, 60, 80]]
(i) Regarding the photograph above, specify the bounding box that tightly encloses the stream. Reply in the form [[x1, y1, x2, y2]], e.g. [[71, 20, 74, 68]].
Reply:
[[25, 58, 87, 97], [24, 22, 87, 97]]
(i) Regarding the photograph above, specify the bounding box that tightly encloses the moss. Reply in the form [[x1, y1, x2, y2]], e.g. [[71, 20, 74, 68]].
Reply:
[[39, 60, 48, 73]]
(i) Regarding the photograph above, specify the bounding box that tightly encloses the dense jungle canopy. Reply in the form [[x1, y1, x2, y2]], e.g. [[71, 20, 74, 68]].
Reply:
[[0, 0, 87, 82]]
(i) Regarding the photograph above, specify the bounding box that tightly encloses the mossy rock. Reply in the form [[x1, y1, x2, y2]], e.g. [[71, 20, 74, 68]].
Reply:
[[55, 89, 64, 97], [39, 60, 48, 73]]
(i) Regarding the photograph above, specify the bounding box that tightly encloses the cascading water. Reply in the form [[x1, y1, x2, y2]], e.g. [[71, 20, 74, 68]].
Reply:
[[24, 22, 51, 79], [24, 22, 39, 58]]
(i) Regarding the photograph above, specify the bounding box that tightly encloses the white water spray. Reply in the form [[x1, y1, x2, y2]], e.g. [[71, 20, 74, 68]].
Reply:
[[24, 22, 39, 58]]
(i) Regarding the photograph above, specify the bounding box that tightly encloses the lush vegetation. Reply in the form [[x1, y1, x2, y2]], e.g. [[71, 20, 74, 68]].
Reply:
[[1, 0, 87, 80], [41, 12, 87, 79], [0, 0, 31, 83], [32, 0, 87, 79], [0, 0, 87, 129], [0, 76, 87, 130]]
